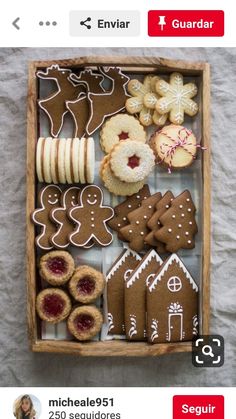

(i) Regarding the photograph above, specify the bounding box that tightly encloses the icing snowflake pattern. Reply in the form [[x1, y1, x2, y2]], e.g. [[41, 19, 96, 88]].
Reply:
[[168, 302, 183, 313], [128, 314, 138, 338]]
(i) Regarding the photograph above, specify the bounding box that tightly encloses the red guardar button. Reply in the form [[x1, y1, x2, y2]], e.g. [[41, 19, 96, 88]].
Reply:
[[148, 10, 224, 37], [173, 395, 224, 419]]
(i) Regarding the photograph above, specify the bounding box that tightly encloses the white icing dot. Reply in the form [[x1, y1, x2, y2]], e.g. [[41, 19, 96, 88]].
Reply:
[[72, 196, 75, 199], [123, 217, 127, 221], [140, 232, 144, 236], [168, 228, 172, 233], [136, 195, 140, 199], [54, 194, 57, 197], [88, 194, 91, 197], [172, 215, 176, 219], [128, 205, 132, 209], [178, 224, 182, 228], [185, 232, 189, 236], [187, 198, 190, 202], [136, 221, 140, 225], [181, 213, 185, 218], [165, 205, 169, 209], [170, 198, 173, 202], [144, 215, 147, 219], [118, 224, 121, 227], [91, 224, 95, 228], [91, 218, 94, 221], [91, 211, 94, 214], [158, 221, 160, 225], [176, 235, 180, 240], [48, 194, 51, 198], [188, 240, 191, 244], [189, 221, 193, 225], [94, 194, 97, 198], [188, 208, 191, 212], [179, 205, 183, 209], [148, 205, 152, 209], [129, 230, 132, 234], [143, 196, 147, 200]]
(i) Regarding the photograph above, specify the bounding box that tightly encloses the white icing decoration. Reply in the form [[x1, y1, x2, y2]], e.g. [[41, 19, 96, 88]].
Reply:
[[181, 213, 185, 217], [167, 302, 184, 341], [126, 249, 162, 288], [188, 208, 191, 212], [148, 253, 198, 292], [128, 315, 137, 338], [151, 319, 159, 342], [189, 221, 193, 225], [185, 232, 189, 236], [136, 221, 140, 225], [192, 314, 198, 335], [179, 205, 183, 209], [107, 313, 114, 332], [168, 228, 172, 233], [176, 235, 180, 240], [106, 249, 141, 282], [172, 215, 176, 219], [178, 224, 182, 228], [188, 240, 191, 244], [167, 276, 182, 292]]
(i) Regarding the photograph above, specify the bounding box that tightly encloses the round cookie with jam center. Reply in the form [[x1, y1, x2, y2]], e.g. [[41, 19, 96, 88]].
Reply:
[[36, 288, 71, 324], [67, 305, 103, 341], [69, 265, 105, 304], [39, 250, 75, 286], [100, 114, 146, 154]]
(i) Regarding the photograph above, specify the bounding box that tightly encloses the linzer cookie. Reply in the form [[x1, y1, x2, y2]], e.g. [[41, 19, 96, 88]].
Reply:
[[119, 192, 162, 252], [110, 140, 155, 183], [125, 250, 162, 341], [155, 190, 198, 253], [69, 185, 114, 247], [67, 305, 103, 341], [36, 288, 72, 324], [155, 72, 198, 125], [150, 125, 205, 172], [32, 185, 62, 250], [107, 185, 150, 240], [37, 64, 85, 137], [100, 114, 146, 154], [106, 249, 141, 335], [39, 250, 75, 286], [69, 265, 105, 304], [50, 187, 80, 249], [145, 191, 174, 253], [147, 253, 199, 343]]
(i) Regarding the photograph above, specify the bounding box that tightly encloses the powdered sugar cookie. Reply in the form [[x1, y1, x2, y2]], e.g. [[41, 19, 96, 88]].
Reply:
[[155, 72, 198, 125], [110, 140, 155, 183], [100, 114, 146, 154], [72, 137, 80, 183], [58, 138, 66, 184], [100, 157, 145, 196], [150, 125, 198, 172], [36, 137, 45, 183]]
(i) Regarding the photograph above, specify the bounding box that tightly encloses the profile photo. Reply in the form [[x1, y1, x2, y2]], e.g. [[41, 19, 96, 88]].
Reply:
[[13, 394, 41, 419]]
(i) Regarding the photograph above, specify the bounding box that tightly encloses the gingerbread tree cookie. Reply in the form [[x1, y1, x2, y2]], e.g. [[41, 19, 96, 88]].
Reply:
[[106, 249, 141, 335], [147, 253, 198, 343], [107, 184, 150, 240], [145, 191, 174, 253], [69, 185, 114, 247], [119, 192, 162, 252], [125, 249, 162, 341], [155, 72, 198, 125], [155, 190, 198, 253], [50, 187, 81, 249], [32, 185, 62, 250]]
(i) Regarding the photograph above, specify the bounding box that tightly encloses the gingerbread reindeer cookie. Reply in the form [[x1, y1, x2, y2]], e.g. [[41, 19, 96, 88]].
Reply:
[[37, 64, 84, 137], [69, 185, 114, 247], [32, 185, 62, 250], [50, 187, 81, 249]]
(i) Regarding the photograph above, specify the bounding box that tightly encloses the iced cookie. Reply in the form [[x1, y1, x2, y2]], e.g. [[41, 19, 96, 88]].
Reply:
[[110, 140, 155, 183], [67, 306, 103, 341], [100, 114, 146, 154], [36, 288, 71, 324], [155, 72, 198, 125], [39, 250, 75, 285], [150, 125, 198, 172], [69, 265, 105, 304], [147, 253, 199, 343], [32, 185, 62, 250]]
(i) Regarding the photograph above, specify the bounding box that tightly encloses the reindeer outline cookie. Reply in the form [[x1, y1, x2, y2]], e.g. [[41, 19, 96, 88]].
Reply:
[[69, 185, 114, 247], [50, 187, 81, 249], [32, 185, 62, 250]]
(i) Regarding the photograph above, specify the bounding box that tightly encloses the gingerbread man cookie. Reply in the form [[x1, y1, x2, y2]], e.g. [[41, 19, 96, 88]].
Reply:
[[69, 185, 114, 247], [50, 187, 81, 249], [32, 185, 62, 250]]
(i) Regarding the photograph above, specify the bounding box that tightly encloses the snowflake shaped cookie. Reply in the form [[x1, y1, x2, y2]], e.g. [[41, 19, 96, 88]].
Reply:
[[125, 75, 167, 127], [155, 72, 198, 125]]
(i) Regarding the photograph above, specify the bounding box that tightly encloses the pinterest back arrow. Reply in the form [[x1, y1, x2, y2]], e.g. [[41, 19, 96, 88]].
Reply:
[[12, 17, 20, 30]]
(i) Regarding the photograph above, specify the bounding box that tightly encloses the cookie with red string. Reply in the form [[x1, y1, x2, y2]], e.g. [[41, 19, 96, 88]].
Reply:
[[100, 113, 146, 154], [150, 124, 205, 173], [110, 140, 155, 183]]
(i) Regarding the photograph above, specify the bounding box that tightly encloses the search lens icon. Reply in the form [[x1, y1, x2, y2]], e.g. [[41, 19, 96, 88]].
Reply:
[[202, 345, 214, 358]]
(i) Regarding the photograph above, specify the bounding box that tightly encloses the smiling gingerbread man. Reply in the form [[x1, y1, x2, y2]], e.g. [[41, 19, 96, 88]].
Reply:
[[69, 185, 114, 247], [32, 185, 62, 250]]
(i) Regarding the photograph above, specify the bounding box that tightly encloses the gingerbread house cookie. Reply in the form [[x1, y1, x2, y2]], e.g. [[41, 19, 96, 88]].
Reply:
[[147, 253, 199, 343]]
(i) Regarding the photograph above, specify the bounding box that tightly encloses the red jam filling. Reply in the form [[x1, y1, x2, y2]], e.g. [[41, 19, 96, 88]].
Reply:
[[128, 155, 140, 169], [47, 257, 68, 275], [77, 276, 95, 295], [118, 131, 129, 141], [74, 314, 94, 332], [42, 294, 65, 317]]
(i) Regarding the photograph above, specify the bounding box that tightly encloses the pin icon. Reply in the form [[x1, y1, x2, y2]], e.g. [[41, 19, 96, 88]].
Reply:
[[158, 16, 166, 31]]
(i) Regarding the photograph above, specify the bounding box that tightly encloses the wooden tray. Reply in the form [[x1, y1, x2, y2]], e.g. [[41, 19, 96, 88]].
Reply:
[[26, 56, 211, 356]]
